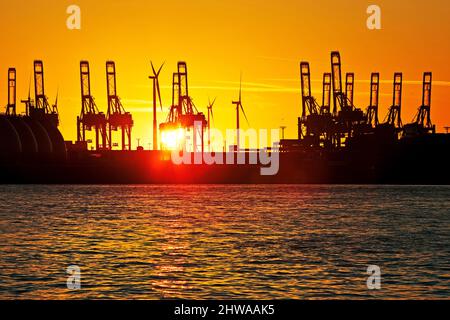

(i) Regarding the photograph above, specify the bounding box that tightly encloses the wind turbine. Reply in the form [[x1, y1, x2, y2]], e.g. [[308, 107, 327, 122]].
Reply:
[[207, 97, 216, 151], [232, 75, 249, 151], [149, 62, 164, 150]]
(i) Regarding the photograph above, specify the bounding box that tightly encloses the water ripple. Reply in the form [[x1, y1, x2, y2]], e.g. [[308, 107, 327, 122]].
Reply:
[[0, 185, 449, 299]]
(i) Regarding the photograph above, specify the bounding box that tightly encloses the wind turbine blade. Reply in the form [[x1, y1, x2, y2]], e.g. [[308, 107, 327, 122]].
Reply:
[[211, 97, 216, 108], [157, 62, 165, 77], [239, 73, 242, 102], [151, 61, 157, 76], [240, 104, 250, 126], [156, 79, 163, 111]]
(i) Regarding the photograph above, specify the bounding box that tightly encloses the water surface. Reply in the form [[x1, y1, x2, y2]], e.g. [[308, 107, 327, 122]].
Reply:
[[0, 185, 449, 299]]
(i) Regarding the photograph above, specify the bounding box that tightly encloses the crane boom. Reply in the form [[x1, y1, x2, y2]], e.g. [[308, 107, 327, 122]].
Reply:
[[6, 68, 16, 116], [345, 73, 354, 107], [106, 61, 133, 150], [386, 73, 403, 128], [367, 72, 380, 127], [300, 62, 319, 118], [321, 73, 331, 114], [77, 61, 108, 150], [416, 72, 433, 128], [331, 51, 343, 114]]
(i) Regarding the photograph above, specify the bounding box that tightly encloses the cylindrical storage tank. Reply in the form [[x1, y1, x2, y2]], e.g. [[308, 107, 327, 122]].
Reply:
[[0, 116, 22, 161], [23, 117, 53, 154], [39, 119, 67, 161], [9, 117, 38, 154]]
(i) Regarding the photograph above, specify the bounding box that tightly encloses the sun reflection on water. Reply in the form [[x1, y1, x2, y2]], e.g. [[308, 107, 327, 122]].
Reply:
[[0, 185, 449, 299]]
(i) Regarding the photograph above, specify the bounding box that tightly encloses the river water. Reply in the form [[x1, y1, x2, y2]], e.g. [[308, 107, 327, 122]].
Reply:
[[0, 185, 449, 299]]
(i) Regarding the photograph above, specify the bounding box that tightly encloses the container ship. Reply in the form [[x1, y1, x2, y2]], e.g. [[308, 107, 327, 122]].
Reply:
[[0, 52, 449, 184]]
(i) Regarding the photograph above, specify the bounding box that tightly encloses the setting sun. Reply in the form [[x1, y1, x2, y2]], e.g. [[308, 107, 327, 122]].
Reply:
[[160, 128, 185, 151]]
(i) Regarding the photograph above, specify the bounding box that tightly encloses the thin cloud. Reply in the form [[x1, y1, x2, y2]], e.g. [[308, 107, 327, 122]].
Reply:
[[187, 85, 299, 93], [209, 80, 284, 90], [121, 99, 171, 113], [122, 98, 152, 105], [125, 107, 169, 113], [257, 56, 299, 63], [131, 78, 450, 101], [263, 78, 450, 87]]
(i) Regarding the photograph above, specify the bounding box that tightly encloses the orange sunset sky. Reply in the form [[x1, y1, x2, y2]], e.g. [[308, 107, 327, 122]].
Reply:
[[0, 0, 449, 148]]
